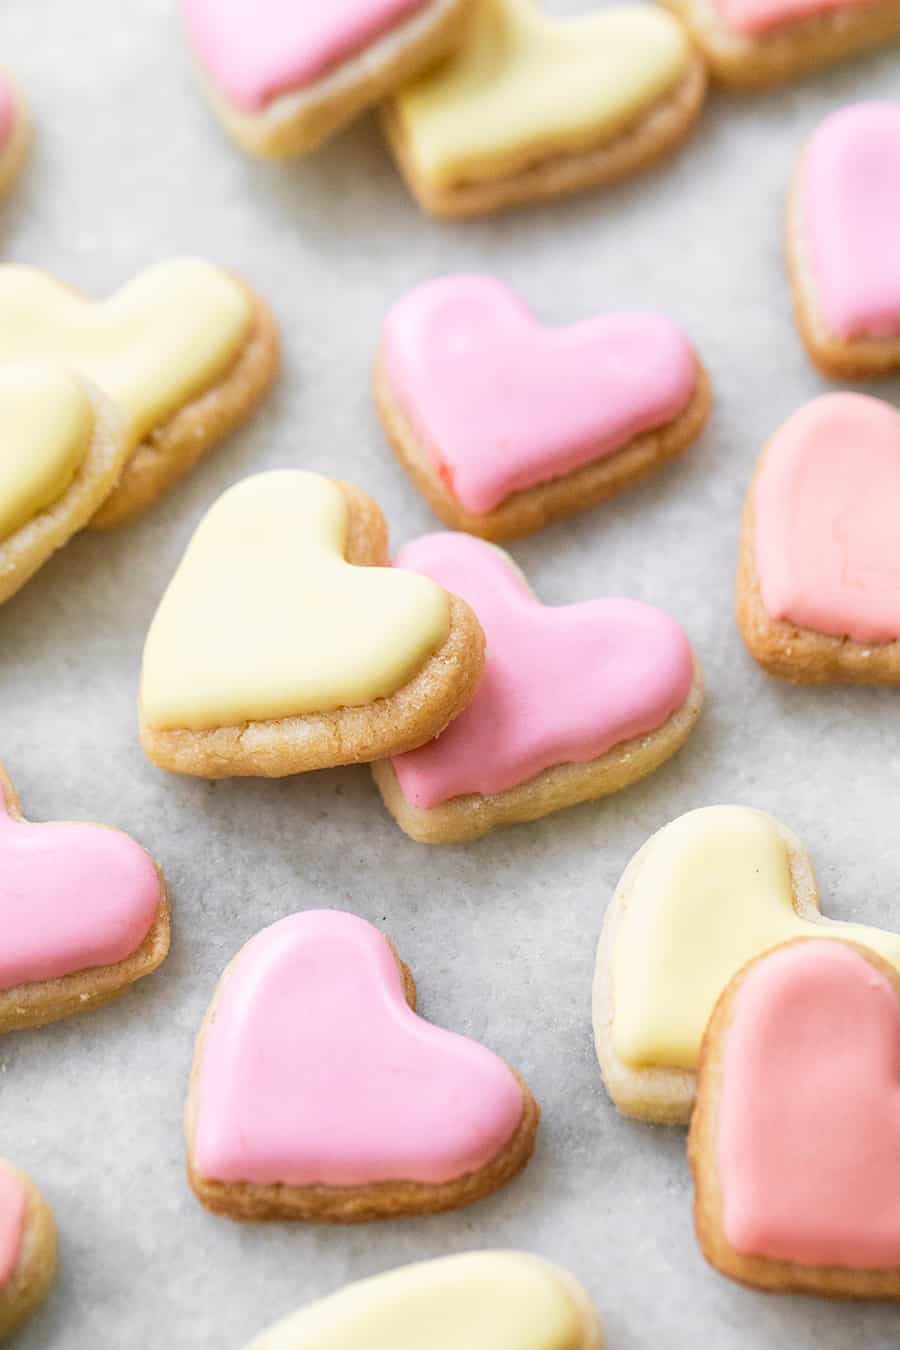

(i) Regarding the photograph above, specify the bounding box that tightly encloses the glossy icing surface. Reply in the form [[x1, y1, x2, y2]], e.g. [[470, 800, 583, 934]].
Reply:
[[718, 941, 900, 1268], [0, 1168, 26, 1288], [192, 910, 525, 1186], [612, 806, 900, 1070], [754, 394, 900, 644], [382, 275, 698, 513], [713, 0, 871, 35]]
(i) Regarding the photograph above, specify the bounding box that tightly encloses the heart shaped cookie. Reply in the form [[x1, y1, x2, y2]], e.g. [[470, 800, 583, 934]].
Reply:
[[141, 472, 484, 777], [790, 102, 900, 377], [243, 1252, 602, 1349], [0, 762, 169, 1032], [0, 75, 30, 197], [594, 806, 900, 1123], [738, 393, 900, 683], [690, 940, 900, 1297], [0, 1162, 56, 1340], [376, 276, 710, 540], [374, 534, 701, 842], [383, 0, 705, 218], [181, 0, 477, 157], [0, 260, 278, 527], [186, 910, 538, 1220]]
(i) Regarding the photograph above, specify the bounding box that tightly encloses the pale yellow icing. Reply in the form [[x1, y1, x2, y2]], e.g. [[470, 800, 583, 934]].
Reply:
[[0, 260, 252, 448], [391, 0, 690, 188], [612, 806, 900, 1071], [245, 1252, 588, 1350], [0, 361, 94, 542], [141, 471, 450, 731]]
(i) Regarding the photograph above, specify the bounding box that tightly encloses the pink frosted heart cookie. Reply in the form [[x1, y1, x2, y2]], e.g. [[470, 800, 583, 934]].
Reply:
[[790, 102, 900, 378], [0, 761, 169, 1031], [0, 74, 30, 196], [375, 275, 710, 541], [0, 1162, 56, 1340], [180, 0, 478, 157], [690, 939, 900, 1297], [185, 909, 539, 1220], [372, 533, 702, 842], [738, 393, 900, 684]]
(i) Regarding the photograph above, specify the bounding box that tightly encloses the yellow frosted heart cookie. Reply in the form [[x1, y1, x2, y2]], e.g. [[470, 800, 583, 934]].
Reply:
[[0, 362, 130, 606], [244, 1252, 602, 1349], [593, 805, 900, 1123], [383, 0, 706, 218], [0, 260, 279, 528], [140, 470, 486, 777]]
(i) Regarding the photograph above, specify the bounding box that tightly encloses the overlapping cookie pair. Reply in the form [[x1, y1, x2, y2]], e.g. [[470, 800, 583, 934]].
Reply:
[[594, 805, 900, 1298]]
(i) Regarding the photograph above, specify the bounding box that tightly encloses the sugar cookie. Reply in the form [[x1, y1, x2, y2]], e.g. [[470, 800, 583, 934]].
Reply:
[[0, 762, 169, 1032], [383, 0, 706, 219], [181, 0, 478, 157], [243, 1252, 602, 1349], [789, 102, 900, 378], [186, 910, 539, 1221], [594, 806, 900, 1124], [0, 260, 278, 528], [737, 393, 900, 684], [375, 276, 711, 540], [0, 1162, 56, 1341], [690, 939, 900, 1297], [0, 76, 30, 197]]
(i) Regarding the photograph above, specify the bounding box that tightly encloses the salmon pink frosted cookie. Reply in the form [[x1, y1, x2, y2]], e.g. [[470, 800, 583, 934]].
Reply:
[[243, 1252, 603, 1349], [372, 533, 702, 843], [383, 0, 706, 219], [738, 393, 900, 683], [593, 806, 900, 1124], [690, 940, 900, 1297], [0, 762, 169, 1032], [186, 910, 539, 1221], [0, 1163, 56, 1340], [0, 76, 30, 197], [789, 103, 900, 378], [180, 0, 477, 157], [0, 260, 278, 528], [375, 276, 711, 540]]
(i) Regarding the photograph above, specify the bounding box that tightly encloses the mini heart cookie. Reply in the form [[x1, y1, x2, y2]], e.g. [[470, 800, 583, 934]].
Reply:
[[383, 0, 706, 218], [690, 939, 900, 1297], [0, 761, 169, 1032], [738, 393, 900, 684], [375, 275, 710, 540], [0, 75, 30, 197], [373, 533, 701, 843], [243, 1252, 603, 1349], [0, 260, 278, 528], [0, 1162, 56, 1340], [790, 102, 900, 378], [186, 910, 539, 1220], [140, 472, 485, 778], [594, 805, 900, 1123], [181, 0, 477, 157]]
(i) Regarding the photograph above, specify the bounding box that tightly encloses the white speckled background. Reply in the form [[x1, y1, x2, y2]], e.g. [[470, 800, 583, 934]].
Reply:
[[2, 2, 899, 1345]]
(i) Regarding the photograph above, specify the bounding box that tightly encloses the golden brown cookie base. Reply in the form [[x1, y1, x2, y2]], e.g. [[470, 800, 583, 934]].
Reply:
[[185, 944, 539, 1221], [0, 1164, 56, 1340], [373, 665, 704, 844], [382, 56, 706, 219], [195, 0, 478, 158], [0, 81, 31, 197], [90, 284, 280, 529], [689, 939, 900, 1297], [0, 382, 129, 607], [139, 481, 486, 777], [664, 0, 900, 88], [374, 356, 712, 541]]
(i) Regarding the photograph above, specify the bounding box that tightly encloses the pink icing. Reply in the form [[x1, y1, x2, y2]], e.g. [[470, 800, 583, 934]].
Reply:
[[180, 0, 428, 111], [0, 1170, 26, 1288], [0, 784, 161, 991], [718, 941, 900, 1268], [192, 910, 525, 1186], [754, 393, 900, 644], [0, 79, 13, 152], [391, 533, 694, 808], [800, 103, 900, 342], [713, 0, 871, 36], [381, 276, 699, 516]]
